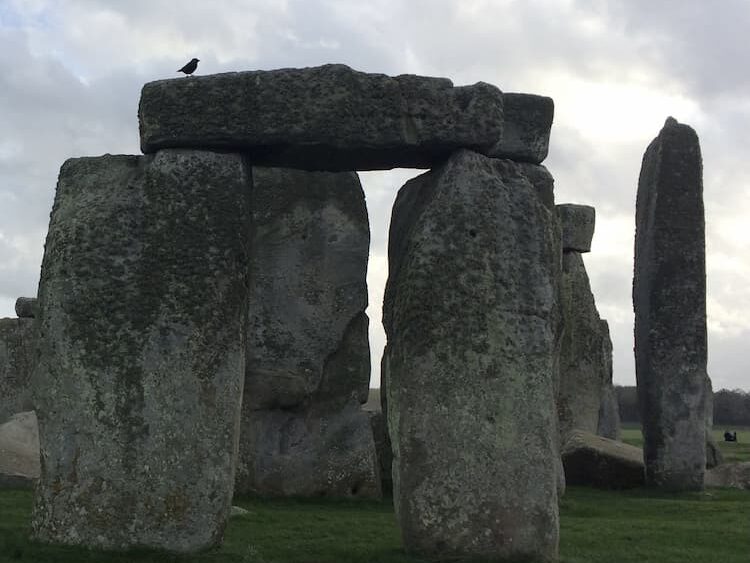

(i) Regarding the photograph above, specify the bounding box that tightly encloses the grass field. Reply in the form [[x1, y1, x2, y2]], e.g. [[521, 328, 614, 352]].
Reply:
[[621, 425, 750, 463], [1, 487, 748, 563]]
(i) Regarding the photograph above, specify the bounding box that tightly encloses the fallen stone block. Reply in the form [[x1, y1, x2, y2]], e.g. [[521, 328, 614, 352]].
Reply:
[[705, 462, 750, 489], [139, 64, 553, 170], [562, 430, 644, 489]]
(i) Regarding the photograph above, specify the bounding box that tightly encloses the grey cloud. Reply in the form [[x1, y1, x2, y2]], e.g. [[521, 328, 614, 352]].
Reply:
[[575, 0, 750, 100], [0, 1, 747, 391]]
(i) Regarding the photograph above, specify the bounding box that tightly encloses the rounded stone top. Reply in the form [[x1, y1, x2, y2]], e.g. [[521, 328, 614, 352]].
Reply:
[[556, 204, 595, 253], [14, 297, 37, 319]]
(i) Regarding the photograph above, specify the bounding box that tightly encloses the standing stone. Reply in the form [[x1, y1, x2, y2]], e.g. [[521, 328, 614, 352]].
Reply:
[[633, 117, 708, 490], [33, 150, 250, 551], [0, 318, 35, 422], [556, 205, 619, 441], [384, 150, 560, 561], [139, 64, 554, 170], [597, 321, 622, 441], [235, 167, 380, 499], [557, 251, 607, 437], [562, 430, 644, 489]]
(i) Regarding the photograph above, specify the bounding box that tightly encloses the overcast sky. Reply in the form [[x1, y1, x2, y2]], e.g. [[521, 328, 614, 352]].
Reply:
[[1, 0, 748, 391]]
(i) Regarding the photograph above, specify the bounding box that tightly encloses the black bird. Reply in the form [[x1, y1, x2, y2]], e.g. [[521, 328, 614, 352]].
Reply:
[[177, 58, 199, 75]]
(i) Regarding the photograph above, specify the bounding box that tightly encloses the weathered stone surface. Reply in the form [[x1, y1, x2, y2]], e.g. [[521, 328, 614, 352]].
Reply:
[[238, 405, 380, 498], [558, 252, 615, 439], [378, 347, 396, 496], [0, 318, 35, 423], [597, 320, 622, 440], [557, 204, 595, 253], [235, 167, 379, 498], [633, 117, 708, 491], [368, 410, 392, 495], [501, 93, 554, 163], [562, 430, 645, 489], [14, 297, 38, 318], [597, 385, 622, 441], [384, 150, 560, 561], [33, 150, 250, 552], [139, 64, 553, 170], [705, 462, 750, 489], [0, 411, 39, 489]]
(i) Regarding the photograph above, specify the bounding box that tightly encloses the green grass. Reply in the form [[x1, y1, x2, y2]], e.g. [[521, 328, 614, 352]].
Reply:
[[621, 424, 750, 463], [1, 487, 748, 563]]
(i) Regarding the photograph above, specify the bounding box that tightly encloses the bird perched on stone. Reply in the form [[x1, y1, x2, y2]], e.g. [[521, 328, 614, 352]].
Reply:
[[177, 58, 199, 75]]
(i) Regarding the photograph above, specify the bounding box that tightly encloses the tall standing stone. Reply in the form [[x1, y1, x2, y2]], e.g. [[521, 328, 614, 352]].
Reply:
[[384, 150, 560, 561], [633, 117, 708, 490], [0, 318, 35, 422], [235, 167, 380, 498], [556, 204, 619, 441], [33, 150, 250, 551]]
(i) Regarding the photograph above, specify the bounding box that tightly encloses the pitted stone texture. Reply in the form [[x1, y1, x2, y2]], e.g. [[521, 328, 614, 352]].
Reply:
[[634, 117, 708, 491], [15, 297, 38, 318], [0, 318, 35, 423], [558, 253, 615, 439], [557, 204, 595, 253], [562, 431, 644, 489], [499, 93, 554, 163], [0, 411, 39, 489], [32, 150, 250, 552], [238, 405, 380, 498], [384, 150, 560, 561], [235, 167, 378, 498], [139, 64, 553, 170]]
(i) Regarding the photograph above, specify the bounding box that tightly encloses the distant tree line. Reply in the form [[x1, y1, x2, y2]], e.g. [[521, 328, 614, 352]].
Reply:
[[615, 386, 750, 427]]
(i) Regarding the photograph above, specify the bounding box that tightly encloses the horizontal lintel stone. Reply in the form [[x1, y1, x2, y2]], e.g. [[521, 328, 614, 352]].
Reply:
[[557, 203, 595, 253], [138, 64, 553, 170]]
